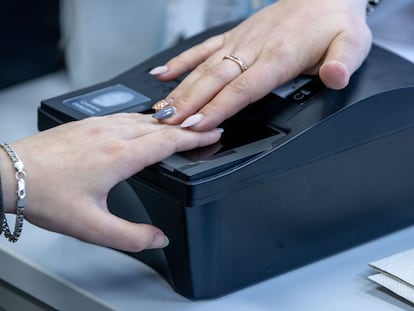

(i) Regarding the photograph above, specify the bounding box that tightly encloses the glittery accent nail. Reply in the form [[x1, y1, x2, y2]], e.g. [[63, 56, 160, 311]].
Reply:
[[152, 98, 174, 112], [180, 113, 204, 128], [152, 106, 176, 120]]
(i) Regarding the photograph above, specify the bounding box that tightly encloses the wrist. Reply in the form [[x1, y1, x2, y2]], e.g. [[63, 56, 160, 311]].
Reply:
[[0, 141, 27, 242], [0, 144, 19, 213]]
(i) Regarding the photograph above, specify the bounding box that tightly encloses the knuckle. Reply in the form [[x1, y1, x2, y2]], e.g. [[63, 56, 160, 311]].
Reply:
[[192, 62, 229, 84], [149, 129, 179, 156], [193, 62, 212, 75], [87, 124, 108, 137], [207, 65, 229, 83], [171, 54, 192, 69], [162, 128, 179, 147], [227, 78, 252, 102], [204, 102, 229, 120], [175, 92, 194, 107], [103, 140, 127, 157]]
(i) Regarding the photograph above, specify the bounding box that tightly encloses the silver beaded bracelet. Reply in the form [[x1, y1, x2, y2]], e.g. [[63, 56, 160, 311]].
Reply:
[[0, 142, 26, 243], [0, 171, 4, 233]]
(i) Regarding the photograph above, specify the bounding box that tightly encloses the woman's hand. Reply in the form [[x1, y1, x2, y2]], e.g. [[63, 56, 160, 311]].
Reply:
[[1, 113, 222, 252], [151, 0, 372, 131]]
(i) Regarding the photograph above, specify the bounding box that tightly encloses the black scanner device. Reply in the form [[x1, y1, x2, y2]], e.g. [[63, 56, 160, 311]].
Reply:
[[38, 21, 414, 299]]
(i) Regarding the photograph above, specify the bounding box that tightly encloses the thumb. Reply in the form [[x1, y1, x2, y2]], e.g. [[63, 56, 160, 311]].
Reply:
[[319, 27, 372, 90], [70, 208, 169, 252]]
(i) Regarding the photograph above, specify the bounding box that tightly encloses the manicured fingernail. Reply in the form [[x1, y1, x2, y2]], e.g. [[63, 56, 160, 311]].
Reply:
[[151, 232, 170, 249], [152, 97, 174, 112], [180, 113, 204, 128], [149, 65, 169, 75], [152, 106, 176, 120], [212, 128, 224, 134]]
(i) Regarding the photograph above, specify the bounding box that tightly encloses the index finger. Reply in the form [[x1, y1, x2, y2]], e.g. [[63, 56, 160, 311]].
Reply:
[[187, 56, 297, 131], [123, 127, 223, 173]]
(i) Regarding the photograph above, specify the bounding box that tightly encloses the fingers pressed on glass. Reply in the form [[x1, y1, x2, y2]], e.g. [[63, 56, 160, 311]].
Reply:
[[124, 126, 223, 171], [152, 50, 255, 125], [80, 113, 169, 140], [181, 59, 294, 131]]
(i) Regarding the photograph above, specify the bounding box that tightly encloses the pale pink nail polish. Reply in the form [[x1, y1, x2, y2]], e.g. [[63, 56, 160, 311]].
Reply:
[[180, 113, 204, 128], [212, 128, 224, 134], [149, 65, 169, 75], [151, 232, 170, 249]]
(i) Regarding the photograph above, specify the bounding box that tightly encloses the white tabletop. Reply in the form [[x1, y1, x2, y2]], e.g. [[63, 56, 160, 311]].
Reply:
[[1, 1, 414, 310]]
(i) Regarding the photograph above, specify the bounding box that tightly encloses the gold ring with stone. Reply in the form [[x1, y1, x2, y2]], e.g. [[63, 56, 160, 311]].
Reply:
[[223, 54, 249, 72]]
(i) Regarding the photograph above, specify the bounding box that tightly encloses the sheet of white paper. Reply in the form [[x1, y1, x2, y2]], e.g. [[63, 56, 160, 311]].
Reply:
[[369, 248, 414, 305], [369, 273, 414, 305], [370, 249, 414, 286]]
